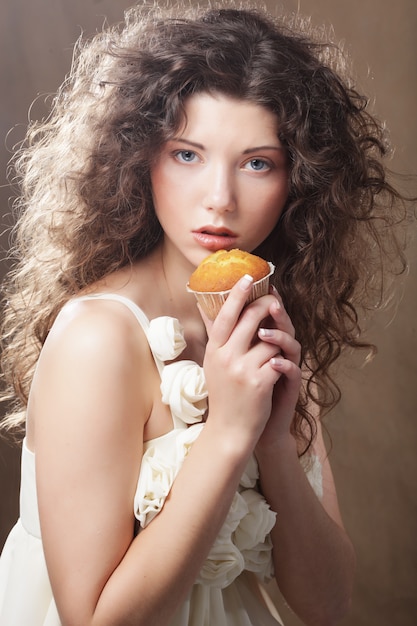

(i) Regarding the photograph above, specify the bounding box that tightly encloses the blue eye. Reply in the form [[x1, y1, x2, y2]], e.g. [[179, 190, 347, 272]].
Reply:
[[175, 150, 197, 163], [245, 158, 270, 171]]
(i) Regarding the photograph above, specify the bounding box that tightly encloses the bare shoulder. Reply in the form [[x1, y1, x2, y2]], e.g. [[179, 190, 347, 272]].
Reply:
[[28, 296, 155, 451], [46, 295, 147, 357], [38, 296, 153, 384]]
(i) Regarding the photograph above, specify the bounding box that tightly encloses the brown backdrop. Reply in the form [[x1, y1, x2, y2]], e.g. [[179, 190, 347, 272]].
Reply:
[[1, 1, 416, 625]]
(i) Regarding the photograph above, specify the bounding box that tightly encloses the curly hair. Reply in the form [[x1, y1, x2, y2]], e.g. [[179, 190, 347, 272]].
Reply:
[[0, 2, 409, 449]]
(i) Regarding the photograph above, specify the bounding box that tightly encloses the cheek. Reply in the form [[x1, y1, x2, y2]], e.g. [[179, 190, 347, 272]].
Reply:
[[248, 188, 287, 244], [151, 161, 190, 204], [260, 183, 289, 222], [150, 166, 174, 215]]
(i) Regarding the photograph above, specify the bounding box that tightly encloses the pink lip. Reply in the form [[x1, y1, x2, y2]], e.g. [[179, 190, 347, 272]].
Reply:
[[193, 227, 238, 251]]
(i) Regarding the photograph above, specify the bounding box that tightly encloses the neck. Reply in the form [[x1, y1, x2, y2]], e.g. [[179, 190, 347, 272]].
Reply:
[[133, 243, 205, 352], [158, 245, 196, 317], [157, 244, 208, 365]]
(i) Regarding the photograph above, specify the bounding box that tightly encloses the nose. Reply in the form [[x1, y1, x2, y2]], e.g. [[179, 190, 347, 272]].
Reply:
[[202, 163, 237, 213]]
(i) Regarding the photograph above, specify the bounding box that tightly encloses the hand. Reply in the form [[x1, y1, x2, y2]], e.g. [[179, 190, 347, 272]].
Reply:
[[255, 285, 302, 452], [199, 275, 284, 451]]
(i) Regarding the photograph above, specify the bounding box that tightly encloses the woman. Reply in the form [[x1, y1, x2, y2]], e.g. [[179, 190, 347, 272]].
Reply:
[[0, 4, 408, 625]]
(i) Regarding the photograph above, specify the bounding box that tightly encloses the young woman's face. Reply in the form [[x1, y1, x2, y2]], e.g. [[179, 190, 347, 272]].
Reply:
[[151, 92, 289, 268]]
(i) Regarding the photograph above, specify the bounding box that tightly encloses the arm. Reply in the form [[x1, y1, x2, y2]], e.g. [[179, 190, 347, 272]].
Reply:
[[257, 419, 355, 626], [255, 295, 356, 626], [32, 278, 282, 626]]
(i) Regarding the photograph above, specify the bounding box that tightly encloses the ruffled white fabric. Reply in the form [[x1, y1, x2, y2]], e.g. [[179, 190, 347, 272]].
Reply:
[[135, 313, 323, 592], [136, 316, 274, 590], [0, 445, 62, 626], [147, 316, 187, 361], [134, 422, 204, 528], [195, 473, 276, 588], [161, 360, 208, 424], [134, 424, 277, 588], [0, 296, 323, 626]]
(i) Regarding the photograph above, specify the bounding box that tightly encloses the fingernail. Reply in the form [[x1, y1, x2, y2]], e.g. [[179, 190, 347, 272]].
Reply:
[[240, 274, 253, 291], [259, 328, 273, 337]]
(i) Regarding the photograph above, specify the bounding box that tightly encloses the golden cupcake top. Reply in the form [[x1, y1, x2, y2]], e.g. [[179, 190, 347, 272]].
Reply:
[[188, 249, 270, 292]]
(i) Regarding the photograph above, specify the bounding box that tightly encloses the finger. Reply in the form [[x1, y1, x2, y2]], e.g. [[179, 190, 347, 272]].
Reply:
[[208, 274, 254, 346], [223, 293, 282, 354], [244, 334, 287, 369], [270, 357, 303, 401], [268, 286, 295, 338], [268, 358, 303, 426], [269, 284, 284, 307], [258, 327, 301, 366]]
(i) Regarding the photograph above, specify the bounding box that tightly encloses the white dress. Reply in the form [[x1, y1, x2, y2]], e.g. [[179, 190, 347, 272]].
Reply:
[[0, 294, 323, 625]]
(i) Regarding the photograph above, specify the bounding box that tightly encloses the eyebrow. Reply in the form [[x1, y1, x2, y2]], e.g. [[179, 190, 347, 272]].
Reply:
[[242, 145, 284, 154], [172, 138, 285, 153]]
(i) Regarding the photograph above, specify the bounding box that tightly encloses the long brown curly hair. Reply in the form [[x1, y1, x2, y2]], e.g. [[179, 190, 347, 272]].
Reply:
[[0, 3, 410, 449]]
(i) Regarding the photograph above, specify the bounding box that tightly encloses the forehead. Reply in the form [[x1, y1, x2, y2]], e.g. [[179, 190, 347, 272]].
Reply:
[[177, 92, 280, 144]]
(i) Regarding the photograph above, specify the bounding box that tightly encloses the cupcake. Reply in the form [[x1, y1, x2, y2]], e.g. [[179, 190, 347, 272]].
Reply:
[[187, 249, 275, 320]]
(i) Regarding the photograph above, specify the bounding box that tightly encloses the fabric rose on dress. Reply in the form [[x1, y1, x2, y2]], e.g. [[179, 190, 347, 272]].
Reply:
[[218, 491, 249, 539], [196, 488, 276, 588], [239, 454, 259, 489], [174, 422, 205, 457], [234, 490, 276, 581], [161, 360, 208, 424], [196, 541, 245, 589], [241, 536, 274, 581], [147, 316, 187, 362], [196, 492, 248, 588], [134, 423, 204, 530], [234, 490, 276, 550], [134, 446, 176, 528]]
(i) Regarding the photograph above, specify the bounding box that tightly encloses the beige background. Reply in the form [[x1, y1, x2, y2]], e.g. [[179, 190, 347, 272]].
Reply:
[[0, 1, 416, 625]]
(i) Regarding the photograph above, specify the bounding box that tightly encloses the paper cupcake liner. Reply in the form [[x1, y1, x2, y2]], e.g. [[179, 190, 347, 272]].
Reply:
[[187, 262, 275, 320]]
